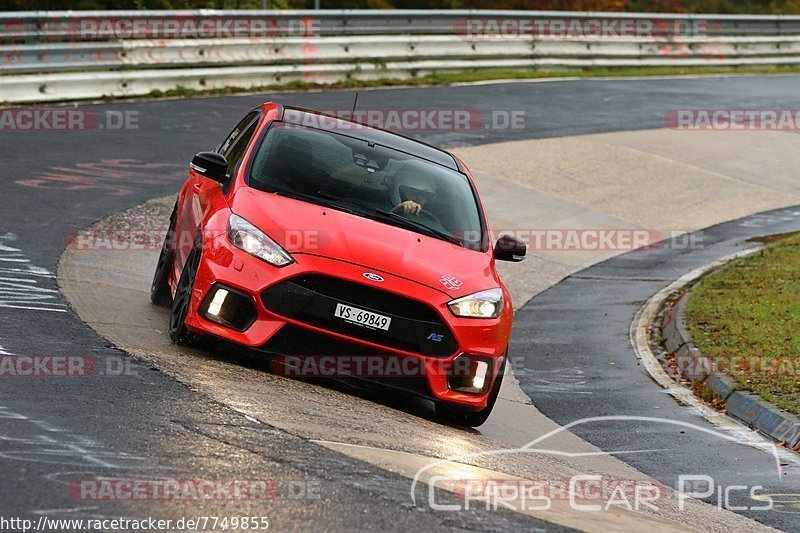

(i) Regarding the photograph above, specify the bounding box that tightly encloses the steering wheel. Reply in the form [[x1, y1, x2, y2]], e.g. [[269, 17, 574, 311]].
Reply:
[[417, 208, 443, 228]]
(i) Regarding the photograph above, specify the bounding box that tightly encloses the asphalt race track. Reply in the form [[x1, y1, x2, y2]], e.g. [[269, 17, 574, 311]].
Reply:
[[514, 207, 800, 530], [2, 75, 800, 531]]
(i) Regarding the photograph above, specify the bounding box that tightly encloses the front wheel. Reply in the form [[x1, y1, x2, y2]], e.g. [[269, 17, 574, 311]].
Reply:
[[169, 240, 203, 347], [435, 358, 506, 427], [150, 206, 177, 307]]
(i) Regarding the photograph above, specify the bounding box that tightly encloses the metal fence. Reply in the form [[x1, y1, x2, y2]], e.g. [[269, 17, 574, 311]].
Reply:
[[1, 9, 799, 102]]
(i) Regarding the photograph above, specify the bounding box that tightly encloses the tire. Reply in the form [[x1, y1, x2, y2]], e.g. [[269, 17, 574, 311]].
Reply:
[[435, 357, 506, 428], [169, 238, 203, 347], [150, 206, 177, 307]]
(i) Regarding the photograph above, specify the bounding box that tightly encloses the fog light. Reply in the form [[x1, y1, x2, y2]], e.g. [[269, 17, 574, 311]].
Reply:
[[472, 361, 489, 390], [207, 288, 229, 317], [200, 284, 257, 332], [447, 355, 493, 394]]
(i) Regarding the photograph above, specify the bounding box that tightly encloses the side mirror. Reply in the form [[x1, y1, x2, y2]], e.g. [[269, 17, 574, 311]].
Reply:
[[190, 152, 228, 183], [494, 234, 526, 262]]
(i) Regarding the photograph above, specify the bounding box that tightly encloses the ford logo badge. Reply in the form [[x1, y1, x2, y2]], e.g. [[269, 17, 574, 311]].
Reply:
[[363, 273, 384, 282]]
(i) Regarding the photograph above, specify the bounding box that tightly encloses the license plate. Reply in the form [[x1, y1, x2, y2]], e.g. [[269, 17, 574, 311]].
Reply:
[[334, 303, 391, 331]]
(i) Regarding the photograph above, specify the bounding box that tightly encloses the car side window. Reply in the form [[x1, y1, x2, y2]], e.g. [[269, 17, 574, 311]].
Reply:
[[218, 111, 260, 158], [223, 118, 260, 176]]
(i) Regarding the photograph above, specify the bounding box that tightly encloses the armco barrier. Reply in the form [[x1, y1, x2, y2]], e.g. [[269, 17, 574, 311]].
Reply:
[[1, 9, 800, 102], [4, 10, 800, 41]]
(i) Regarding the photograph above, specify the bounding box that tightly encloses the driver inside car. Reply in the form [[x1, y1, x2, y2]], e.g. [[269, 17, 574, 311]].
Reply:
[[389, 172, 438, 217]]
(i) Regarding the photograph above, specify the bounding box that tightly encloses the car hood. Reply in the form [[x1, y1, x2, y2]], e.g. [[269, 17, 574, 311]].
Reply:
[[230, 187, 496, 297]]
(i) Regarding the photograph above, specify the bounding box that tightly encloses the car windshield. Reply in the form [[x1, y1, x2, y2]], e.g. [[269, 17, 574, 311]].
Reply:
[[249, 122, 485, 250]]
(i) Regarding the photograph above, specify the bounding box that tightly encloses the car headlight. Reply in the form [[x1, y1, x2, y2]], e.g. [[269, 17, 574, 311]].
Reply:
[[447, 288, 503, 319], [227, 213, 293, 267]]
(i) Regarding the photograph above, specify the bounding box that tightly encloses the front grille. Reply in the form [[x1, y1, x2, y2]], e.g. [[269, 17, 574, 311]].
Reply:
[[289, 274, 441, 322], [259, 324, 434, 400], [259, 324, 392, 357], [261, 274, 458, 356]]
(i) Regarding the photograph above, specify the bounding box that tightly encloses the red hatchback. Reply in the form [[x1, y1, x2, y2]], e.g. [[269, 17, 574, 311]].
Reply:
[[151, 103, 526, 426]]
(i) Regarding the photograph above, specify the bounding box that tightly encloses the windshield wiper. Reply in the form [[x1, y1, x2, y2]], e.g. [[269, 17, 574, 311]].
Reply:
[[374, 209, 462, 246], [315, 191, 341, 201]]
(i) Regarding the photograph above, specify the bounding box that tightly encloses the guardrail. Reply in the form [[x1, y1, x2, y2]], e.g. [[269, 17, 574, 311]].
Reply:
[[1, 9, 800, 103], [4, 10, 800, 40]]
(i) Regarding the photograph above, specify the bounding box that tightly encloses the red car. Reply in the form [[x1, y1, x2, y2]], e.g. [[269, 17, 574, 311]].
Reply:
[[151, 103, 526, 426]]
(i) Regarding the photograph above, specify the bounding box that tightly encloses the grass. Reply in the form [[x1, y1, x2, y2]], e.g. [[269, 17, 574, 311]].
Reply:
[[143, 64, 800, 100], [685, 232, 800, 415]]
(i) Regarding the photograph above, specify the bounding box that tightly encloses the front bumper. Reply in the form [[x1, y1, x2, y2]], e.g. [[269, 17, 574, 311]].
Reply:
[[184, 235, 511, 409]]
